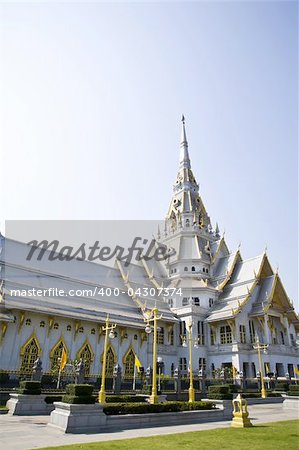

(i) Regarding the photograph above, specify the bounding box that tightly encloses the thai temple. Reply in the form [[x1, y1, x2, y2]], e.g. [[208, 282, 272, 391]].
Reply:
[[0, 117, 298, 382]]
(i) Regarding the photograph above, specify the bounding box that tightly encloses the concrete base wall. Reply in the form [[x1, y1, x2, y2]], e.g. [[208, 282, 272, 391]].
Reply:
[[7, 394, 53, 416], [48, 403, 107, 433], [48, 400, 230, 434]]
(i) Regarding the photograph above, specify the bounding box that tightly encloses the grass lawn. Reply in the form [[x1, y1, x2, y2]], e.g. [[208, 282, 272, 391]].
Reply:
[[39, 420, 299, 450]]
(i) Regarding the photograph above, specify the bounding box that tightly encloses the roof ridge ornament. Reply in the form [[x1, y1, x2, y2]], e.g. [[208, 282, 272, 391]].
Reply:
[[179, 114, 190, 169]]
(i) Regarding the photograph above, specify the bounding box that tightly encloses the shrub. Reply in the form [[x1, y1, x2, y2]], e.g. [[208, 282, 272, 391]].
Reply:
[[44, 395, 63, 404], [103, 401, 215, 415], [241, 392, 281, 398], [65, 384, 93, 396], [288, 385, 299, 397], [0, 371, 9, 385], [41, 375, 55, 386], [105, 395, 147, 403], [289, 385, 299, 392], [208, 385, 230, 395], [207, 393, 233, 400], [62, 395, 95, 404], [62, 383, 95, 404], [17, 381, 41, 395], [275, 383, 289, 392], [142, 385, 152, 394], [227, 384, 239, 393]]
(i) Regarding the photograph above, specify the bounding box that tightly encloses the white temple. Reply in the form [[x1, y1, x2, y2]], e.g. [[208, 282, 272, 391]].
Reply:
[[0, 117, 298, 381]]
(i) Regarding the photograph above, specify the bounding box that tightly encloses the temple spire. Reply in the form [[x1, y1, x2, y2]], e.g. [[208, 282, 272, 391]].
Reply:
[[180, 114, 191, 169]]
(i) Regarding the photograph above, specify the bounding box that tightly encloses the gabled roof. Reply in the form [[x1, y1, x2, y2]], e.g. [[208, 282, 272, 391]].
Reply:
[[211, 237, 230, 264], [1, 237, 177, 327], [207, 254, 265, 322]]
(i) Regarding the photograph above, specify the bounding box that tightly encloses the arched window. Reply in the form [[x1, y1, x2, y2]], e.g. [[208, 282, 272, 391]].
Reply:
[[105, 347, 116, 377], [124, 349, 135, 378], [25, 319, 31, 326], [78, 326, 84, 333], [184, 267, 188, 272], [53, 323, 59, 330], [78, 343, 93, 375], [40, 321, 45, 328], [91, 328, 96, 335], [19, 337, 40, 374], [50, 340, 65, 372], [182, 297, 189, 306], [191, 266, 195, 272], [67, 325, 72, 331]]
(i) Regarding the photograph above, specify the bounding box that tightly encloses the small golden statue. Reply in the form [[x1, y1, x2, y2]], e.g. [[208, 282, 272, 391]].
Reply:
[[231, 394, 253, 428]]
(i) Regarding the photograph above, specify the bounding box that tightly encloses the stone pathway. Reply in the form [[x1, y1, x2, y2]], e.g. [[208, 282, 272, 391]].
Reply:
[[0, 403, 298, 450]]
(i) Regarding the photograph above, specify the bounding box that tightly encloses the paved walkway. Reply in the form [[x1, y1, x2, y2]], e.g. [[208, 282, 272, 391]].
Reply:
[[0, 403, 298, 450]]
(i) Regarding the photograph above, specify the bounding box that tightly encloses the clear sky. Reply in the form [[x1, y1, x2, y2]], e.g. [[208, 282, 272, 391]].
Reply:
[[1, 1, 298, 306]]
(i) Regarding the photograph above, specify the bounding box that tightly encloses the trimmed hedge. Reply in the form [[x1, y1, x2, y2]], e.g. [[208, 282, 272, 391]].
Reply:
[[62, 384, 95, 404], [207, 393, 233, 400], [275, 383, 289, 392], [289, 385, 299, 392], [65, 384, 93, 396], [288, 385, 299, 397], [17, 381, 41, 395], [208, 385, 230, 395], [0, 371, 9, 384], [62, 395, 95, 404], [44, 395, 63, 404], [227, 384, 239, 393], [103, 401, 215, 416], [240, 392, 281, 398], [105, 395, 147, 403]]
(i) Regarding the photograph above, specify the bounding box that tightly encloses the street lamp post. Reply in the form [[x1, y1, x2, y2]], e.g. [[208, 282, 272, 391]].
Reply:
[[144, 306, 162, 404], [253, 335, 268, 399], [98, 315, 116, 404], [181, 320, 197, 403], [157, 357, 163, 392]]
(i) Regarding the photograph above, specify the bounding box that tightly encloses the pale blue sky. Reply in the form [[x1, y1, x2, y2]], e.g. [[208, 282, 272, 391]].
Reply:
[[1, 2, 298, 306]]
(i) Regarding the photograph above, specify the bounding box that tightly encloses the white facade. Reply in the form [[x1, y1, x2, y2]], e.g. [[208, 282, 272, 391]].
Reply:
[[0, 117, 298, 380]]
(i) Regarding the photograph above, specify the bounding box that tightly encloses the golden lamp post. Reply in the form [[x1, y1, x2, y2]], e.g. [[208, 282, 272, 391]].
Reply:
[[253, 335, 269, 399], [98, 315, 117, 404], [181, 320, 197, 403], [144, 306, 162, 405]]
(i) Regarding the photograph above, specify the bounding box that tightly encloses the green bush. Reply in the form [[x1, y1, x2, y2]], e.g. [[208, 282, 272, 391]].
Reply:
[[65, 384, 93, 396], [0, 371, 9, 384], [44, 395, 63, 404], [17, 381, 41, 395], [142, 385, 152, 394], [62, 395, 95, 404], [227, 384, 239, 393], [275, 383, 289, 392], [289, 385, 299, 392], [208, 385, 230, 395], [241, 392, 281, 398], [241, 393, 261, 398], [106, 395, 147, 403], [103, 401, 215, 415], [20, 381, 41, 390], [288, 392, 299, 396], [41, 374, 55, 385], [207, 393, 233, 400]]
